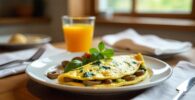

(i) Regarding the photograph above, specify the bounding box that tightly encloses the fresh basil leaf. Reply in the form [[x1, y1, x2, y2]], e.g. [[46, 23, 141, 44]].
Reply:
[[82, 57, 91, 65], [96, 53, 104, 60], [101, 49, 114, 58], [89, 48, 99, 54], [98, 41, 105, 52], [90, 53, 104, 62], [90, 53, 99, 61], [82, 57, 88, 65], [64, 60, 83, 72]]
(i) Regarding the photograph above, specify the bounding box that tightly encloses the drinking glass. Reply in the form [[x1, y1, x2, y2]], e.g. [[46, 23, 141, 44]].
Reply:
[[62, 16, 95, 52]]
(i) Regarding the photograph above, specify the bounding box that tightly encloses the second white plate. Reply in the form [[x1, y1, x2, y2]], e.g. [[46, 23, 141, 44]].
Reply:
[[0, 33, 51, 50]]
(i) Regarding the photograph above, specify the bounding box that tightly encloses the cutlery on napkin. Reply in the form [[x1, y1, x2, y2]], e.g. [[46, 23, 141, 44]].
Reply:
[[102, 29, 192, 55], [173, 77, 195, 100], [133, 61, 195, 100], [0, 44, 66, 78], [0, 46, 45, 68]]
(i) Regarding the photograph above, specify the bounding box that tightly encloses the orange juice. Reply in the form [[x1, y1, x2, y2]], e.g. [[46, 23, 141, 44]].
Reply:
[[63, 24, 94, 52]]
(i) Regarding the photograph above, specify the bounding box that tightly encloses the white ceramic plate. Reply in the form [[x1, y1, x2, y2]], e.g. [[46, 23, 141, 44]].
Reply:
[[26, 52, 172, 94], [0, 34, 51, 50]]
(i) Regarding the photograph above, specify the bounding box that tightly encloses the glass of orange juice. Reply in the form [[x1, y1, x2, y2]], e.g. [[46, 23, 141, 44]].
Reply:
[[62, 16, 95, 52]]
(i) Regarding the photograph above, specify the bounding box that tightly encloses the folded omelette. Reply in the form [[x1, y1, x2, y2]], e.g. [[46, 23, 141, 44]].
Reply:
[[58, 53, 151, 87]]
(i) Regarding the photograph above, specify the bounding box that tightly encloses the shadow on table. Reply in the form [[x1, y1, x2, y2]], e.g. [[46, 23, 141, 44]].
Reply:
[[162, 55, 190, 66], [26, 80, 147, 100]]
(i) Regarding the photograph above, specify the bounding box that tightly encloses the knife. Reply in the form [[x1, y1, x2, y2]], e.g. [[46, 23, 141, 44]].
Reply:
[[173, 77, 195, 100]]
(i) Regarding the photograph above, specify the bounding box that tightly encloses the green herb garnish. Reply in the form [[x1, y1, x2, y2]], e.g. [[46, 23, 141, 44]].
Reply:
[[91, 60, 101, 65], [100, 66, 111, 70], [83, 72, 95, 77], [98, 41, 105, 52], [63, 42, 114, 73], [89, 41, 114, 59], [124, 62, 131, 66], [132, 61, 137, 64], [64, 60, 83, 72]]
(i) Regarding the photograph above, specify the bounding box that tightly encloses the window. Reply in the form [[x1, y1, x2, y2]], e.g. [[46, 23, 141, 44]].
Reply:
[[136, 0, 192, 14], [95, 0, 195, 19], [97, 0, 132, 13]]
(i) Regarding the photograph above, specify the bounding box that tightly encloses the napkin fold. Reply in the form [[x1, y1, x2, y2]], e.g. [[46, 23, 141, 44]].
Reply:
[[0, 44, 66, 78], [102, 29, 192, 55], [133, 61, 195, 100]]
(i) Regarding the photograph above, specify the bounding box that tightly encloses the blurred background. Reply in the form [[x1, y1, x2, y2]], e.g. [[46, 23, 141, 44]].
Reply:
[[0, 0, 194, 44]]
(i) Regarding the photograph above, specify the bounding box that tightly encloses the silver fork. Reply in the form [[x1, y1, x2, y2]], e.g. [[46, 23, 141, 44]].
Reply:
[[0, 47, 46, 67]]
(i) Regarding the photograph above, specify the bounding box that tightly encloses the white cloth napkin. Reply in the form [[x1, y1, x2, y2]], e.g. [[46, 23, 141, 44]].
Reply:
[[102, 29, 192, 55], [0, 44, 66, 78], [133, 61, 195, 100]]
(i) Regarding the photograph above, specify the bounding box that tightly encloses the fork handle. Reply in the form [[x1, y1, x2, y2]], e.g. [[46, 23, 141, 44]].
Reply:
[[0, 60, 24, 68]]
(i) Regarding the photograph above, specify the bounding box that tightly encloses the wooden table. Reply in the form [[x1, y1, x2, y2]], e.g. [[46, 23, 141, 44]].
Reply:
[[0, 38, 195, 100]]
